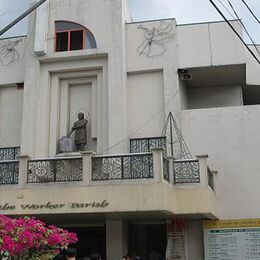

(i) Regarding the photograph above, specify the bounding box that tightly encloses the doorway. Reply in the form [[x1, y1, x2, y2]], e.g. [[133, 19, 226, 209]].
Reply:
[[129, 223, 167, 260], [67, 226, 106, 260]]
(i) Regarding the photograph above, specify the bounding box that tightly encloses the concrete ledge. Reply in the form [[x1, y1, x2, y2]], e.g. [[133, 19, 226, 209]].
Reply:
[[0, 183, 220, 219]]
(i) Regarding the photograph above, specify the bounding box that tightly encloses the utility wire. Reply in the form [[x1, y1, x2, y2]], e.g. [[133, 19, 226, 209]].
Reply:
[[104, 88, 180, 154], [241, 0, 260, 24], [217, 0, 238, 21], [0, 0, 48, 36], [209, 0, 260, 64], [226, 0, 260, 56]]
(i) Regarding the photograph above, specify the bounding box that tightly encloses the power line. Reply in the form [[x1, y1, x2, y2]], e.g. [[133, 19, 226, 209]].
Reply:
[[217, 0, 237, 21], [226, 0, 260, 56], [241, 0, 260, 24], [209, 0, 260, 64], [104, 88, 180, 153], [0, 0, 48, 37]]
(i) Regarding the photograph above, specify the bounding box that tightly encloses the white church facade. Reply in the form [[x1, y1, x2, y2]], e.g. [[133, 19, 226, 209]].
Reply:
[[0, 0, 260, 259]]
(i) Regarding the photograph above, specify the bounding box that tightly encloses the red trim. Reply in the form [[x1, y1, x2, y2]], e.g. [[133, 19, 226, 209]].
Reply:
[[55, 29, 84, 52]]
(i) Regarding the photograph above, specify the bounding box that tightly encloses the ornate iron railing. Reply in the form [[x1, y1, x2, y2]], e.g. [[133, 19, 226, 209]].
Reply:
[[27, 157, 83, 183], [163, 157, 170, 182], [173, 159, 200, 184], [0, 160, 19, 185], [92, 153, 153, 181], [0, 147, 20, 161], [130, 137, 166, 154], [208, 168, 214, 191]]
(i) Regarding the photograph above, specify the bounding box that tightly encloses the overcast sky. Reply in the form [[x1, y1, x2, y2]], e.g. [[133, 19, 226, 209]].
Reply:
[[0, 0, 259, 43]]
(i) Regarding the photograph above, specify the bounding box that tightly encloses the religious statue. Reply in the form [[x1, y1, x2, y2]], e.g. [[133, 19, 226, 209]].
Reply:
[[69, 112, 88, 151]]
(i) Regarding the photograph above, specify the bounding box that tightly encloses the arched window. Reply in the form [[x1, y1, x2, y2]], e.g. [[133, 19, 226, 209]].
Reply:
[[55, 21, 97, 52]]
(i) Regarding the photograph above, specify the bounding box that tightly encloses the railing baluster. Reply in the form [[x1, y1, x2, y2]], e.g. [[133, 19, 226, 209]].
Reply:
[[173, 159, 200, 184], [130, 137, 166, 154], [0, 147, 20, 161], [121, 156, 124, 179], [0, 160, 19, 185], [27, 157, 83, 183], [92, 153, 154, 181]]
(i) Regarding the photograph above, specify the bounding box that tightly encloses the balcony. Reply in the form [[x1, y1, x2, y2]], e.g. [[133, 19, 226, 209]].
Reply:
[[0, 143, 219, 218], [0, 147, 20, 160], [0, 147, 20, 185]]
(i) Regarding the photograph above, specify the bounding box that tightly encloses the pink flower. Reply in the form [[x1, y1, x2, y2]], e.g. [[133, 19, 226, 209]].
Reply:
[[0, 214, 78, 257]]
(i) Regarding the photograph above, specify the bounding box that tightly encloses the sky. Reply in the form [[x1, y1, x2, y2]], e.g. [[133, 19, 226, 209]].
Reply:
[[0, 0, 259, 43]]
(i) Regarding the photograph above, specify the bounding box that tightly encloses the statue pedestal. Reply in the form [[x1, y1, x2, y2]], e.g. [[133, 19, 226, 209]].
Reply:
[[56, 151, 81, 157]]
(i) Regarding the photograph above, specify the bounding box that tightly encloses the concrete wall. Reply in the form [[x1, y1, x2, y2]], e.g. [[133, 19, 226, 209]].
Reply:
[[179, 78, 189, 110], [183, 105, 260, 219], [0, 36, 26, 85], [186, 220, 204, 260], [178, 21, 246, 68], [127, 71, 165, 138], [246, 45, 260, 85], [187, 85, 243, 109], [0, 85, 23, 147], [126, 19, 177, 72], [126, 19, 181, 126], [21, 0, 131, 157]]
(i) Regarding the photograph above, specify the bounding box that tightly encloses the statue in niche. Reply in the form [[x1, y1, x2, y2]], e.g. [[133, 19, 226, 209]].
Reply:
[[69, 112, 88, 151]]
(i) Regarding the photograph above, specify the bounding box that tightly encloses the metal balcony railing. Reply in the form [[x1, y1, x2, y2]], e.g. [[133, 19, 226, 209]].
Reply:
[[0, 145, 215, 192], [163, 156, 170, 182], [207, 168, 215, 191], [27, 157, 83, 183], [130, 136, 166, 153], [0, 147, 20, 161], [173, 159, 200, 184], [92, 153, 153, 181], [0, 160, 19, 185]]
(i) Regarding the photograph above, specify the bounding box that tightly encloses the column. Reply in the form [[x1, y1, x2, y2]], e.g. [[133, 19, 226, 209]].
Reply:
[[18, 155, 30, 187], [80, 151, 96, 185], [106, 220, 128, 260], [197, 154, 209, 188], [151, 148, 164, 183]]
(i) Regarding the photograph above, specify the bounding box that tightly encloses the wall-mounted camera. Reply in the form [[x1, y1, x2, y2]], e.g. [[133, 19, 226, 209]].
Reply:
[[177, 68, 193, 81]]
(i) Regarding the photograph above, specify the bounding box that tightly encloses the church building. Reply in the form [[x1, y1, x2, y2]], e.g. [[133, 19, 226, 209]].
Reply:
[[0, 0, 259, 259]]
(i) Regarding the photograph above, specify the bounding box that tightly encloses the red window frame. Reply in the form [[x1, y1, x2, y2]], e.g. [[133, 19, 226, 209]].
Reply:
[[55, 28, 86, 52]]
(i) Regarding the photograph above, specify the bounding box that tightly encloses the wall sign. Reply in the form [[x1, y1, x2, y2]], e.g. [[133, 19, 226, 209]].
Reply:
[[0, 200, 109, 211], [204, 219, 260, 260], [166, 219, 186, 260]]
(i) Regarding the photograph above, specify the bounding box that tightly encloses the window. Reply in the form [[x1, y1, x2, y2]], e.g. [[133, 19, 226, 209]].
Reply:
[[55, 21, 97, 52]]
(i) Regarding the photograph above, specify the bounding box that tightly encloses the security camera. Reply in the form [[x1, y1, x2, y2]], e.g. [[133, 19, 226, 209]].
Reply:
[[177, 68, 188, 74], [177, 68, 192, 80]]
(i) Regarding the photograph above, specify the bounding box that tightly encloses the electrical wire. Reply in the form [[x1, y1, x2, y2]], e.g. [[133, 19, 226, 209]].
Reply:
[[217, 0, 238, 21], [226, 0, 260, 56], [209, 0, 260, 64], [103, 88, 180, 154], [240, 0, 260, 24], [216, 0, 251, 39]]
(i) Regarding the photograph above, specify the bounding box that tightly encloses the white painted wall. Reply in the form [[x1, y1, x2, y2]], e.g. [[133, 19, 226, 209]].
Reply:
[[183, 105, 260, 219], [187, 85, 243, 109], [127, 71, 165, 138], [0, 85, 23, 147], [126, 19, 181, 131], [0, 36, 26, 85], [179, 79, 189, 110], [178, 21, 246, 68], [126, 19, 177, 72], [186, 220, 204, 260], [245, 45, 260, 85], [21, 0, 131, 157], [34, 0, 49, 55]]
